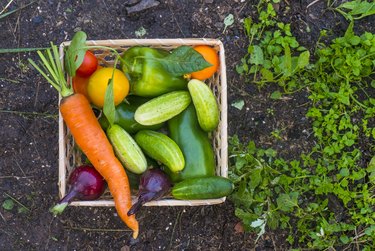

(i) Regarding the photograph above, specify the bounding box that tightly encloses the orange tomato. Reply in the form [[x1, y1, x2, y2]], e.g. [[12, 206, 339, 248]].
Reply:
[[191, 45, 219, 80], [72, 75, 90, 99]]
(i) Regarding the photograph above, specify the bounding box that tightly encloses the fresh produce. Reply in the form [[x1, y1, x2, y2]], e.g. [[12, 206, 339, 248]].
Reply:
[[87, 67, 129, 108], [107, 124, 147, 174], [76, 51, 98, 77], [28, 38, 139, 239], [72, 74, 90, 99], [128, 169, 171, 216], [188, 79, 219, 132], [172, 176, 233, 200], [134, 90, 191, 126], [73, 65, 103, 99], [120, 46, 187, 97], [62, 95, 140, 236], [167, 104, 216, 182], [190, 45, 219, 80], [135, 130, 185, 173], [30, 29, 223, 238], [99, 96, 164, 134], [50, 165, 106, 214]]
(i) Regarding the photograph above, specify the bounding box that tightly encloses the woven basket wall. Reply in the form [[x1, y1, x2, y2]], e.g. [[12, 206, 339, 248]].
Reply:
[[58, 38, 228, 207]]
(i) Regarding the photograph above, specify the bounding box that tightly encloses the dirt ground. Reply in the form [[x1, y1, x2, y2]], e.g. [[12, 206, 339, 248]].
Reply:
[[1, 0, 374, 250]]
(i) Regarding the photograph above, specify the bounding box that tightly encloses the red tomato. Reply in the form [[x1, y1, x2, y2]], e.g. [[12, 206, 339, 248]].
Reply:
[[76, 51, 98, 77]]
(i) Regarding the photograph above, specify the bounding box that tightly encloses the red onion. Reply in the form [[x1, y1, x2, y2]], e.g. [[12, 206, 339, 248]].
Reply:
[[127, 169, 171, 216], [50, 164, 106, 215]]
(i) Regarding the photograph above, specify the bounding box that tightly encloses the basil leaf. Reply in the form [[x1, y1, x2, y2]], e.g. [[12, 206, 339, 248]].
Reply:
[[103, 77, 116, 127], [157, 46, 212, 77], [64, 31, 87, 77]]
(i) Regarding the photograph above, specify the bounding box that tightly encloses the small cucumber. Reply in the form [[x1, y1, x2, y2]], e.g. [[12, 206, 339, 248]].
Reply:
[[99, 96, 164, 134], [134, 91, 191, 125], [107, 124, 147, 174], [135, 130, 185, 173], [187, 79, 219, 132], [172, 176, 234, 200]]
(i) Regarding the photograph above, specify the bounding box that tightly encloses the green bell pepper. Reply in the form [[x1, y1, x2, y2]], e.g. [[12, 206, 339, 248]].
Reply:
[[166, 104, 216, 182], [99, 95, 164, 134], [120, 47, 187, 97]]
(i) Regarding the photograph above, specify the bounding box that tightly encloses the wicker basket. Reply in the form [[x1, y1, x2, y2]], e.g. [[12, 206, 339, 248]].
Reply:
[[58, 38, 228, 207]]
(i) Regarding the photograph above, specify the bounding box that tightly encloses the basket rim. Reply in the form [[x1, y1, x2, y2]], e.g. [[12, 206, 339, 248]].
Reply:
[[59, 37, 225, 48]]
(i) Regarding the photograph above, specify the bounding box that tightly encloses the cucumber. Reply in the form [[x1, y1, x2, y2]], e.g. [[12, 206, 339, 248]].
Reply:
[[107, 124, 147, 174], [135, 130, 185, 173], [187, 79, 219, 132], [134, 91, 191, 126], [172, 176, 234, 200]]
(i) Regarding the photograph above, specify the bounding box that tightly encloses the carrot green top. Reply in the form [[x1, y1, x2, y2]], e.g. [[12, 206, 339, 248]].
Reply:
[[28, 31, 89, 98]]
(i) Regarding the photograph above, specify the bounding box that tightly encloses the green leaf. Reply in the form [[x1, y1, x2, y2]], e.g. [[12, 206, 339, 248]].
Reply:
[[250, 45, 264, 65], [271, 91, 282, 100], [157, 46, 212, 76], [103, 76, 116, 127], [64, 31, 88, 77], [18, 207, 28, 214], [297, 51, 310, 69], [260, 68, 274, 81], [243, 17, 252, 37], [249, 168, 262, 190], [135, 27, 147, 38], [340, 168, 350, 177], [235, 156, 247, 170], [364, 225, 375, 236], [367, 156, 375, 172], [2, 199, 14, 210], [338, 1, 358, 10], [283, 45, 292, 76], [340, 235, 350, 244], [276, 192, 299, 212], [231, 99, 245, 110], [223, 14, 234, 32], [350, 35, 361, 45]]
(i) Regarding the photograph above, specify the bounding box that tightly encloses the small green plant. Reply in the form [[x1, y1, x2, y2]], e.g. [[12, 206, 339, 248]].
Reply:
[[236, 1, 310, 94], [231, 0, 375, 249], [2, 193, 30, 214], [333, 0, 375, 21]]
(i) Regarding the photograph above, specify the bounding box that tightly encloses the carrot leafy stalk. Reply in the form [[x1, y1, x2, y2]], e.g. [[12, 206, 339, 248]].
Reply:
[[28, 32, 139, 239]]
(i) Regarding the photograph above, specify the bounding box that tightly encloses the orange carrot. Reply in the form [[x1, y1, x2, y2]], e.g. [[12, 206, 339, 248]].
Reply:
[[60, 94, 139, 239], [28, 39, 139, 239]]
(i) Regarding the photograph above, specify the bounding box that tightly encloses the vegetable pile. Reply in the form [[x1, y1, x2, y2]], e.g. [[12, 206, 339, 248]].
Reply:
[[28, 31, 233, 239]]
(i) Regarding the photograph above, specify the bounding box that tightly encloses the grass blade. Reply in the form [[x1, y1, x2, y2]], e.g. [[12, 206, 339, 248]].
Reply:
[[0, 1, 36, 20], [0, 47, 49, 54]]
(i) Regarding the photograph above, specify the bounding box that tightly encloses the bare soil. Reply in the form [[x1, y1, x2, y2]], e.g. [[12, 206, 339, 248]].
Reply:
[[1, 0, 374, 250]]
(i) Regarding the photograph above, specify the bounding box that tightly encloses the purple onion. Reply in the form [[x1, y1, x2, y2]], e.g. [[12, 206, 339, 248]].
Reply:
[[50, 165, 106, 215], [128, 169, 171, 216]]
